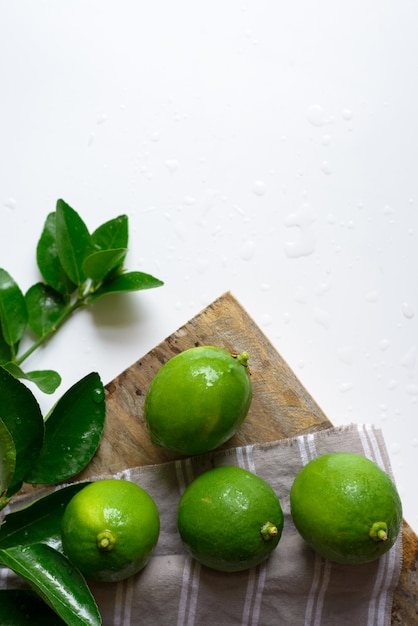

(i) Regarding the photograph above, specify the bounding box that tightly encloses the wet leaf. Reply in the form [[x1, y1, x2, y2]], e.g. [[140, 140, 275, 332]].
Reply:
[[36, 212, 77, 297], [82, 248, 127, 282], [55, 200, 92, 286], [25, 283, 67, 337], [0, 324, 12, 365], [91, 214, 128, 251], [0, 589, 66, 625], [2, 362, 61, 395], [0, 368, 44, 488], [0, 482, 89, 549], [0, 544, 101, 626], [88, 271, 164, 302], [0, 269, 28, 347], [25, 372, 106, 484], [0, 417, 15, 496]]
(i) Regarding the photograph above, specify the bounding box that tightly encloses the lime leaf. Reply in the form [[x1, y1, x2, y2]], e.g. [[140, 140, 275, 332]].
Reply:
[[0, 482, 90, 549], [91, 214, 128, 251], [0, 544, 101, 626], [0, 269, 28, 347], [2, 362, 61, 395], [0, 323, 12, 365], [88, 271, 164, 302], [0, 589, 66, 625], [55, 199, 93, 286], [25, 283, 67, 337], [36, 212, 77, 297], [0, 417, 16, 496], [23, 370, 62, 395], [82, 248, 127, 282], [25, 372, 106, 484], [0, 367, 44, 488]]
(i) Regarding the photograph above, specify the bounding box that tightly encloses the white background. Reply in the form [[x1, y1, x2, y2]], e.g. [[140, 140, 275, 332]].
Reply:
[[1, 2, 417, 533]]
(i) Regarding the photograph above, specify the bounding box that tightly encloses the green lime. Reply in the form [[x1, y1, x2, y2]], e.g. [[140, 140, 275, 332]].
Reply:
[[144, 346, 252, 455], [177, 465, 283, 572], [290, 452, 402, 564], [60, 479, 160, 582]]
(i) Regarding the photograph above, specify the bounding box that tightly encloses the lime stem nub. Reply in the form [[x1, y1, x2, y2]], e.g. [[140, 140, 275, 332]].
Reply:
[[260, 521, 278, 541], [369, 522, 388, 542], [96, 530, 117, 552], [236, 351, 250, 367]]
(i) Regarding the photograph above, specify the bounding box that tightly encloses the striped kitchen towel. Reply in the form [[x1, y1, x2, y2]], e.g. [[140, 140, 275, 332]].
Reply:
[[1, 424, 402, 626]]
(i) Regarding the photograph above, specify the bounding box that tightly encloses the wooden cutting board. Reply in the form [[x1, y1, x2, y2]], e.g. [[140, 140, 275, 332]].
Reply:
[[81, 291, 417, 625]]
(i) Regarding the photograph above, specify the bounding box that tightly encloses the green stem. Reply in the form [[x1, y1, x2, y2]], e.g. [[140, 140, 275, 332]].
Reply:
[[15, 297, 86, 367], [369, 521, 388, 542], [260, 521, 278, 541]]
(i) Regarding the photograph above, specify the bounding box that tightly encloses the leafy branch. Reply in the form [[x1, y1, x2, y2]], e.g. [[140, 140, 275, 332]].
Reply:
[[0, 198, 163, 394], [0, 199, 164, 624], [0, 369, 106, 625]]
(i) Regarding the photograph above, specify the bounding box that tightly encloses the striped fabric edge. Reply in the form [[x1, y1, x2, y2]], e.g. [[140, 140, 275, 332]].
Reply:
[[176, 457, 201, 626], [296, 432, 332, 626], [356, 424, 403, 626]]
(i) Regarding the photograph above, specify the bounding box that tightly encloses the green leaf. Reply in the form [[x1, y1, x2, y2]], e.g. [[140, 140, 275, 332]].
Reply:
[[0, 482, 89, 549], [0, 269, 28, 347], [0, 368, 44, 488], [82, 248, 127, 282], [0, 323, 12, 364], [2, 362, 61, 395], [25, 372, 106, 484], [91, 214, 128, 251], [0, 417, 16, 496], [37, 212, 78, 297], [55, 200, 93, 286], [88, 271, 164, 302], [25, 283, 67, 337], [0, 589, 66, 625], [0, 544, 101, 626]]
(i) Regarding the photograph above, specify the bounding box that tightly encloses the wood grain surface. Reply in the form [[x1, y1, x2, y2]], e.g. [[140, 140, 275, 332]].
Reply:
[[79, 291, 417, 625]]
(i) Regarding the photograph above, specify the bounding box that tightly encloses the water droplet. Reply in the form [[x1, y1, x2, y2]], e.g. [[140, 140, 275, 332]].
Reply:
[[15, 416, 22, 425], [313, 307, 330, 328], [284, 203, 316, 258], [150, 130, 161, 142], [183, 195, 196, 206], [261, 313, 273, 326], [390, 442, 402, 455], [252, 180, 266, 196], [293, 286, 308, 304], [97, 113, 108, 125], [387, 379, 398, 390], [92, 387, 105, 404], [240, 240, 256, 261], [365, 290, 379, 303], [306, 104, 330, 127], [337, 346, 355, 364], [339, 381, 353, 392], [321, 134, 332, 146], [196, 258, 209, 274], [379, 338, 390, 351], [401, 347, 416, 371], [321, 160, 332, 175], [406, 383, 418, 396], [402, 302, 415, 319], [4, 198, 17, 210], [411, 438, 418, 448], [165, 159, 179, 174], [283, 312, 291, 324], [342, 108, 353, 120]]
